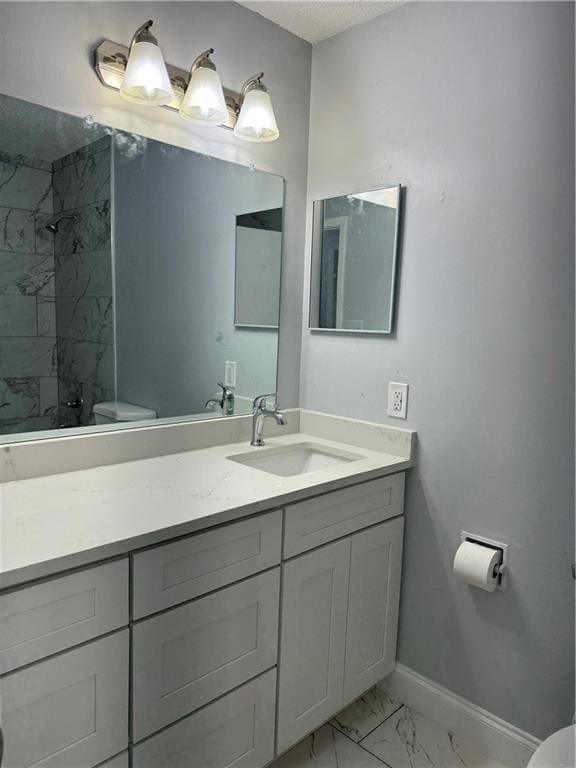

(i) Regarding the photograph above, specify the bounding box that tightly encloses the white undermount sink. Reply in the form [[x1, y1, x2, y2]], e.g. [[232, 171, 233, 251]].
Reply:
[[227, 441, 365, 477]]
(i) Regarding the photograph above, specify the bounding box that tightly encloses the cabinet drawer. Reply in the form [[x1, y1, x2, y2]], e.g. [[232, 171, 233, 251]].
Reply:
[[1, 630, 129, 768], [132, 568, 280, 741], [283, 473, 405, 557], [132, 670, 276, 768], [0, 559, 129, 674], [132, 510, 282, 618]]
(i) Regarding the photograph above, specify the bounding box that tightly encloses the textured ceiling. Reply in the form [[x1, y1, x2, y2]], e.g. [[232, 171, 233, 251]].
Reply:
[[239, 1, 405, 44]]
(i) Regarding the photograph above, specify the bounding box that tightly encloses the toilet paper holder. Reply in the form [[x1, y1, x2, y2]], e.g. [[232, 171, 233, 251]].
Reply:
[[461, 531, 509, 590]]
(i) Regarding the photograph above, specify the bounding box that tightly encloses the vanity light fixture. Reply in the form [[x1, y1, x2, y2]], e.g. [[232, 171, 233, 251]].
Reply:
[[119, 20, 174, 105], [234, 74, 280, 143], [94, 28, 279, 141], [180, 49, 227, 124]]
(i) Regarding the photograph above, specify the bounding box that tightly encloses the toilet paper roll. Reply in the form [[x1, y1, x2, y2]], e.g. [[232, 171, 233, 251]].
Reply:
[[453, 541, 501, 592]]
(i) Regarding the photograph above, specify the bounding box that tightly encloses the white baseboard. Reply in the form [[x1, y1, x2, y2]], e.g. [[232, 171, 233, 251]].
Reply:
[[384, 664, 540, 768]]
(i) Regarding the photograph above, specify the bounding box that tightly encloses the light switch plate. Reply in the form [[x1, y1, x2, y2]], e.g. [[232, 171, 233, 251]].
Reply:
[[224, 361, 237, 388], [387, 382, 408, 419]]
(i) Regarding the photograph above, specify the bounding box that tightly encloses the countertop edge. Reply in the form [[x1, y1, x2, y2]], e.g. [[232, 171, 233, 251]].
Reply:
[[0, 457, 413, 592]]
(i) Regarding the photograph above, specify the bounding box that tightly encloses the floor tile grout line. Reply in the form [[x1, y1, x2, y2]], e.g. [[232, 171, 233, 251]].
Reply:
[[358, 702, 405, 745], [329, 723, 395, 768]]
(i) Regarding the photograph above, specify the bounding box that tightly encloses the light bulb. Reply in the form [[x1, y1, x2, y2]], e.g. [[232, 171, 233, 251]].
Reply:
[[234, 77, 279, 143], [180, 51, 227, 124], [120, 21, 174, 106]]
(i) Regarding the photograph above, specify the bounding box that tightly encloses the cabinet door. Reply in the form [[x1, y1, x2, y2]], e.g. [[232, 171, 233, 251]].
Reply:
[[132, 569, 280, 741], [276, 538, 350, 754], [1, 630, 128, 768], [344, 517, 404, 703], [132, 670, 276, 768]]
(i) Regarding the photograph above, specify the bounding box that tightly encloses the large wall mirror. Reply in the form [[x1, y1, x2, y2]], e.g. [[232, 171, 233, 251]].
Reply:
[[309, 185, 401, 334], [0, 93, 283, 442]]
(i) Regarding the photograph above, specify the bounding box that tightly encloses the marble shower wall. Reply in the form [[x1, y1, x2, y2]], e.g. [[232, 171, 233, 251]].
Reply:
[[52, 136, 114, 427], [0, 149, 58, 435]]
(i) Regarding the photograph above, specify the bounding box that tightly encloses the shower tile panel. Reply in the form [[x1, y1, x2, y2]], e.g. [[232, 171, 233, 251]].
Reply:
[[0, 295, 37, 336], [34, 213, 56, 256], [0, 151, 51, 172], [0, 377, 39, 419], [57, 339, 113, 388], [57, 297, 113, 344], [53, 150, 111, 212], [0, 337, 56, 377], [37, 297, 57, 337], [52, 136, 111, 171], [39, 376, 58, 419], [0, 162, 52, 213], [0, 252, 55, 297], [0, 207, 37, 253], [55, 201, 110, 256], [55, 250, 112, 299]]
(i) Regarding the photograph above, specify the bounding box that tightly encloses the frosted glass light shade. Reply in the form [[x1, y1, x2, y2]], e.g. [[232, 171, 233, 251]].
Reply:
[[180, 67, 227, 124], [234, 89, 279, 143], [120, 41, 174, 105]]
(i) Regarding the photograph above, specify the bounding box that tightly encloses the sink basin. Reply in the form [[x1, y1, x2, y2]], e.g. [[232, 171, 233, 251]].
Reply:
[[227, 442, 365, 477]]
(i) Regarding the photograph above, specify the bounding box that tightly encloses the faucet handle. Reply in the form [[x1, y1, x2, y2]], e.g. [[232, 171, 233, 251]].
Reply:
[[253, 392, 277, 410], [217, 382, 234, 397]]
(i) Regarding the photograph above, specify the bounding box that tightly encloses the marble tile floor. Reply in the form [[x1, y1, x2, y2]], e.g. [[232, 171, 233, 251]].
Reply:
[[271, 685, 507, 768]]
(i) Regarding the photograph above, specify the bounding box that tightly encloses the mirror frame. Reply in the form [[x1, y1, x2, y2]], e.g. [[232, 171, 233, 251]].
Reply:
[[308, 184, 402, 335]]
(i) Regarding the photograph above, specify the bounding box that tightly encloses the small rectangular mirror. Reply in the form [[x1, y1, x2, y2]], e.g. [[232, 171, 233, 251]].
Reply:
[[309, 185, 401, 334], [235, 208, 282, 329]]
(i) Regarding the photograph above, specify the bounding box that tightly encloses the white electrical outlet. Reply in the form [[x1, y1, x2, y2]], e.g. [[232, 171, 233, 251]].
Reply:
[[387, 382, 408, 419], [224, 361, 237, 389]]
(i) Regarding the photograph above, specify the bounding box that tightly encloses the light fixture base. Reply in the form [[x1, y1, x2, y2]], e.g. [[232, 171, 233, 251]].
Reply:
[[94, 39, 240, 129]]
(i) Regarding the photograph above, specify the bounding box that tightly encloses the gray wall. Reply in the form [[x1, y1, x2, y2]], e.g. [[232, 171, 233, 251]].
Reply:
[[302, 1, 574, 739], [0, 0, 311, 409], [114, 139, 282, 416]]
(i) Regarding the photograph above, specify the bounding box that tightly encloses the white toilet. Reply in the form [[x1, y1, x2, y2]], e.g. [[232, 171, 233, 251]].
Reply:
[[527, 725, 575, 768], [92, 401, 157, 424]]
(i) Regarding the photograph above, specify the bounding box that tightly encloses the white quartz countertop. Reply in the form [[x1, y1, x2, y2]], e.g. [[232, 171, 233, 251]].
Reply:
[[0, 431, 413, 590]]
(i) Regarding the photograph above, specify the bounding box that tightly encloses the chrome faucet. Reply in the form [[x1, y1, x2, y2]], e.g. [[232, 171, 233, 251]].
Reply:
[[205, 382, 235, 415], [251, 393, 286, 447]]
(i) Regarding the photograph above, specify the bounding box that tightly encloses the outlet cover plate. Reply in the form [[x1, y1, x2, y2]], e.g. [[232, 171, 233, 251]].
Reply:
[[387, 382, 408, 419], [224, 361, 237, 389]]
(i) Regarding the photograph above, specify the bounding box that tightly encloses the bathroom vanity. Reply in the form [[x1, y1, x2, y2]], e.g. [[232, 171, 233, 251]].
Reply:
[[0, 414, 414, 768]]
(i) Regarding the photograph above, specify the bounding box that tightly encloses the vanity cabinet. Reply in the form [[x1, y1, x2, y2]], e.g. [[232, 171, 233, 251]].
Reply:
[[0, 472, 406, 768], [277, 516, 404, 753]]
